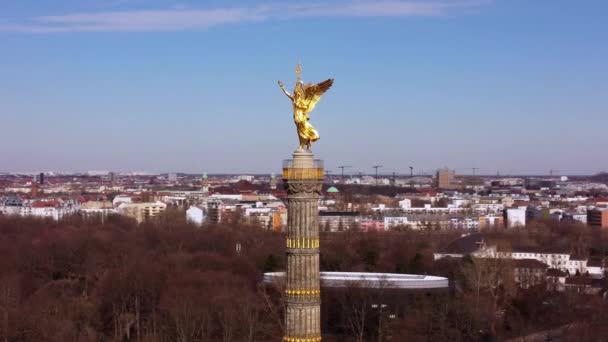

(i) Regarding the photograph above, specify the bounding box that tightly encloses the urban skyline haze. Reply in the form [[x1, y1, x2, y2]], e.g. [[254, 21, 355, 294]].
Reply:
[[1, 0, 607, 174]]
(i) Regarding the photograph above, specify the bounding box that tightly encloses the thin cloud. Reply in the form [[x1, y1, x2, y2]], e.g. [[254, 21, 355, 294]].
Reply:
[[0, 0, 490, 33]]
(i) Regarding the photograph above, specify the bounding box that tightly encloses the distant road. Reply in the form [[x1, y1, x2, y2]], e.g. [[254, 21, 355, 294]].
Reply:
[[506, 323, 577, 342]]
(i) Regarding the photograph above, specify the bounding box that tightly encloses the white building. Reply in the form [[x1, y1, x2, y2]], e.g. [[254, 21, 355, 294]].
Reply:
[[236, 175, 255, 182], [112, 195, 132, 206], [160, 190, 207, 202], [506, 208, 526, 228], [20, 206, 71, 220], [472, 203, 505, 213], [401, 204, 464, 215], [117, 201, 167, 223], [587, 259, 605, 278], [0, 197, 23, 216], [186, 206, 206, 226], [0, 206, 21, 216], [435, 234, 605, 279], [372, 204, 388, 212], [571, 213, 588, 224], [398, 199, 411, 210], [499, 250, 592, 276], [383, 216, 409, 229], [319, 212, 361, 231], [79, 201, 116, 217], [448, 217, 479, 229], [209, 194, 242, 201], [451, 198, 471, 208], [245, 205, 271, 213], [162, 195, 187, 206]]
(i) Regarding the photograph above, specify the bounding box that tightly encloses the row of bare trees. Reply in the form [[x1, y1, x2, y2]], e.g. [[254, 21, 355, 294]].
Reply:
[[0, 214, 285, 341], [2, 213, 608, 341]]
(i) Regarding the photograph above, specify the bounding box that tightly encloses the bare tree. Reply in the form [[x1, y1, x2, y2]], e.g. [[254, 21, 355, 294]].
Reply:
[[462, 256, 515, 336], [240, 292, 262, 342], [342, 284, 370, 342]]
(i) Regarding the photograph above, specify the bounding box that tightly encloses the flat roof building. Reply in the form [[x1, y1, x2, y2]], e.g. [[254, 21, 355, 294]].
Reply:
[[588, 208, 608, 228], [436, 168, 454, 189], [319, 211, 360, 232], [117, 201, 167, 223], [264, 271, 449, 339], [506, 207, 526, 228], [264, 271, 448, 290]]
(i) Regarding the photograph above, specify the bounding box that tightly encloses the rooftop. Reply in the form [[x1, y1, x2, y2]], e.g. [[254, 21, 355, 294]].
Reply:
[[513, 259, 548, 269], [319, 211, 360, 217], [587, 258, 604, 267], [437, 233, 486, 255]]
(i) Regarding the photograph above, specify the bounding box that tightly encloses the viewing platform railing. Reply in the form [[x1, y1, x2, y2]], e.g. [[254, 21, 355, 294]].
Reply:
[[282, 159, 324, 180]]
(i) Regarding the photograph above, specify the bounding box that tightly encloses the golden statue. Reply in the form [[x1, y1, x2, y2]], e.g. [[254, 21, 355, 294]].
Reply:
[[278, 64, 334, 150]]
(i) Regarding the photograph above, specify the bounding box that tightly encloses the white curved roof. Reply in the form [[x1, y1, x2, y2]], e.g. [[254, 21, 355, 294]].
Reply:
[[264, 271, 448, 289]]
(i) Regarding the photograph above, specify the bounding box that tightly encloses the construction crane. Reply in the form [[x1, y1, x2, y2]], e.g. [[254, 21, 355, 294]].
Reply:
[[337, 166, 352, 183], [549, 169, 560, 176], [409, 166, 414, 178], [372, 165, 383, 186]]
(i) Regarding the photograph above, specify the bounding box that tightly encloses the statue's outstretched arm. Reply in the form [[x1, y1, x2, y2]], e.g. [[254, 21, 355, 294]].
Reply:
[[278, 80, 293, 100]]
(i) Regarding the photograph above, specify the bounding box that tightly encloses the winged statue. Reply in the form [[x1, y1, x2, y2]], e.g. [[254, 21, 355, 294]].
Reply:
[[278, 64, 334, 150]]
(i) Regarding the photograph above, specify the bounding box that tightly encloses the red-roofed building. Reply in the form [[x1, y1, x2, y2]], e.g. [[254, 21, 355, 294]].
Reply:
[[512, 200, 530, 207], [593, 198, 608, 206], [32, 200, 59, 208]]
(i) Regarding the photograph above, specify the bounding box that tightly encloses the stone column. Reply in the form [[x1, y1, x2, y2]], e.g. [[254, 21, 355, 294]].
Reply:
[[282, 150, 323, 342]]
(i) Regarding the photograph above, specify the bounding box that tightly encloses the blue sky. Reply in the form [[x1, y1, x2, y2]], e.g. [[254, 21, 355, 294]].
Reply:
[[1, 0, 606, 175]]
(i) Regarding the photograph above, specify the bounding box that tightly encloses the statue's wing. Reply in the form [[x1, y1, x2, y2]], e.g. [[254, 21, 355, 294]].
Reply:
[[303, 79, 334, 113]]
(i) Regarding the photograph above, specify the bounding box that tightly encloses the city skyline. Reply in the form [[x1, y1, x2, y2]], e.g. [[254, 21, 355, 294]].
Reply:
[[1, 0, 607, 174]]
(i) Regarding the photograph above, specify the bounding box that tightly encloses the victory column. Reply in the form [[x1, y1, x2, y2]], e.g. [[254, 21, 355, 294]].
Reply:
[[278, 64, 333, 342]]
